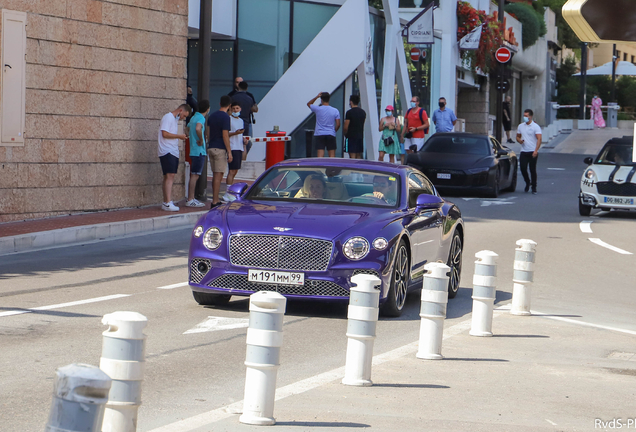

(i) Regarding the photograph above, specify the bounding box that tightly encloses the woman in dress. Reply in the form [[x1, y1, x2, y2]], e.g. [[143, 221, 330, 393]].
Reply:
[[378, 105, 401, 163], [592, 95, 606, 128]]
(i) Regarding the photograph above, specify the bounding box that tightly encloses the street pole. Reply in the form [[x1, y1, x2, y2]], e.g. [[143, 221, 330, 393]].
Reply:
[[579, 42, 587, 119], [195, 0, 212, 202], [495, 0, 504, 143], [611, 43, 617, 102]]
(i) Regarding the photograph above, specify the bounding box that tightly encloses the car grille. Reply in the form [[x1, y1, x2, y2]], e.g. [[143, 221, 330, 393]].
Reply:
[[190, 259, 211, 284], [208, 274, 349, 297], [351, 269, 381, 288], [596, 182, 636, 197], [229, 235, 332, 271]]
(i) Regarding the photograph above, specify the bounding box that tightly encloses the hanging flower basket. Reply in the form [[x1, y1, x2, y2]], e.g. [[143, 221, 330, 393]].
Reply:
[[457, 1, 504, 74]]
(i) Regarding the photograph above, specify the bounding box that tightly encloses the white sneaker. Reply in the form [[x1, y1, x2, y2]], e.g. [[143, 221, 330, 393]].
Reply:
[[186, 199, 205, 208], [162, 201, 179, 211]]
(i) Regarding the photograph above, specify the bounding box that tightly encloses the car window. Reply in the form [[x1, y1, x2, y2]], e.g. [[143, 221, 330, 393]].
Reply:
[[423, 136, 490, 156], [246, 167, 402, 207], [596, 143, 635, 166], [490, 138, 501, 154], [407, 172, 434, 208]]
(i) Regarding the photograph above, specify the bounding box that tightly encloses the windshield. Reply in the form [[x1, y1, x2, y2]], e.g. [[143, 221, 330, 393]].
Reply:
[[245, 167, 401, 207], [596, 143, 635, 166], [422, 136, 490, 156]]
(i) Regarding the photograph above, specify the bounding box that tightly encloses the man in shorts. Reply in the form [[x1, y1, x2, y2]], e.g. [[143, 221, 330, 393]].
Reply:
[[344, 94, 366, 159], [207, 95, 234, 205], [402, 96, 429, 152], [185, 99, 210, 207], [227, 102, 250, 185], [158, 104, 191, 211], [307, 92, 340, 157]]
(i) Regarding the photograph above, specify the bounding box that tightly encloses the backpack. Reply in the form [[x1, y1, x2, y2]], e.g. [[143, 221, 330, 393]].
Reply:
[[406, 108, 429, 135]]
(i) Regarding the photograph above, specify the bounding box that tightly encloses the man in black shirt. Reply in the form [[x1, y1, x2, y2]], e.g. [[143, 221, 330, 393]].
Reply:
[[343, 94, 366, 159], [228, 77, 257, 132], [503, 95, 513, 143]]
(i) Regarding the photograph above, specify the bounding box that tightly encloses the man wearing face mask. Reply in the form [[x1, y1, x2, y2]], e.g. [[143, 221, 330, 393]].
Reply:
[[227, 102, 250, 186], [431, 97, 457, 133], [516, 109, 542, 194], [402, 96, 429, 152]]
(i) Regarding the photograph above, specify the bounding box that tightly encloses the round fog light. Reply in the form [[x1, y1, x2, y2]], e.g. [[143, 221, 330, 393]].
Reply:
[[373, 237, 388, 250], [197, 261, 210, 273]]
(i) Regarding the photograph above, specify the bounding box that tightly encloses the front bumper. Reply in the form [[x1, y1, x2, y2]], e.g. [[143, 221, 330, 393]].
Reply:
[[188, 258, 388, 301], [579, 181, 636, 210]]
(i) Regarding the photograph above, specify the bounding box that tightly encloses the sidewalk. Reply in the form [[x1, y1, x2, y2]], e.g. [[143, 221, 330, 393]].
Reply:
[[0, 179, 252, 255], [165, 307, 636, 432]]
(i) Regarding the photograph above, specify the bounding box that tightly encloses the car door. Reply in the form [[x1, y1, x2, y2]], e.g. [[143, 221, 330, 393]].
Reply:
[[491, 137, 511, 184], [405, 171, 443, 280]]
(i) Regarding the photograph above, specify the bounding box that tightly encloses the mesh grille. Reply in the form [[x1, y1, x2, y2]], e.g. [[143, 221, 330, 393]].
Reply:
[[229, 235, 333, 271], [208, 274, 349, 297], [190, 259, 211, 284], [352, 270, 382, 288], [596, 182, 636, 197]]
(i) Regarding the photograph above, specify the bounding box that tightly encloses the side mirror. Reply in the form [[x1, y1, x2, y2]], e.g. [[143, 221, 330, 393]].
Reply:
[[496, 149, 508, 157], [415, 194, 444, 211], [226, 182, 248, 200], [584, 157, 593, 165]]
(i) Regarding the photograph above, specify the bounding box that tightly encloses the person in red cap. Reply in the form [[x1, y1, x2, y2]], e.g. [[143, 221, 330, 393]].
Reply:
[[378, 105, 401, 163]]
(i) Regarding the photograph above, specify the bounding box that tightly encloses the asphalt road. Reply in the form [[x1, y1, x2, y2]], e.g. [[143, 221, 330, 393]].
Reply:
[[1, 152, 635, 432]]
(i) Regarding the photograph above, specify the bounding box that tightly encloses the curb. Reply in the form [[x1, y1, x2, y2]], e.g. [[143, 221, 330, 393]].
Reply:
[[0, 211, 207, 256]]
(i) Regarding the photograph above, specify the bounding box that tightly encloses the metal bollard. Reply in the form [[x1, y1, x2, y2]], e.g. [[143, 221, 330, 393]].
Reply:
[[99, 311, 148, 432], [510, 239, 537, 316], [416, 262, 450, 360], [45, 363, 112, 432], [342, 274, 381, 387], [239, 291, 287, 426], [469, 251, 499, 337]]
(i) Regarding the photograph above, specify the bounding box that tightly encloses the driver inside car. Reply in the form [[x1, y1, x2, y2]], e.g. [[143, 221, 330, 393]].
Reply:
[[371, 175, 397, 205]]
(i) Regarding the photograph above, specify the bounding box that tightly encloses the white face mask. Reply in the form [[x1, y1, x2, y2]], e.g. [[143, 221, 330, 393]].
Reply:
[[232, 111, 241, 118], [523, 116, 530, 123]]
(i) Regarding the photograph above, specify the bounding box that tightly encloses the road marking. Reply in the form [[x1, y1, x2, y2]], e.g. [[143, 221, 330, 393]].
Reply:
[[481, 200, 515, 207], [158, 282, 189, 290], [146, 314, 497, 432], [546, 419, 558, 426], [588, 238, 633, 255], [579, 221, 593, 233], [183, 316, 249, 334], [547, 168, 565, 171], [0, 294, 131, 318]]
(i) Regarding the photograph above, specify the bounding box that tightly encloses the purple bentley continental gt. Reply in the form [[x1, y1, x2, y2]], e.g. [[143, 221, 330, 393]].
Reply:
[[188, 159, 464, 317]]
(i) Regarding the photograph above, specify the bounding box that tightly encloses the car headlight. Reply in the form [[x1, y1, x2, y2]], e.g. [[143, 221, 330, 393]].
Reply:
[[373, 237, 388, 251], [343, 237, 369, 261], [584, 168, 596, 180], [193, 226, 204, 238], [202, 227, 222, 250]]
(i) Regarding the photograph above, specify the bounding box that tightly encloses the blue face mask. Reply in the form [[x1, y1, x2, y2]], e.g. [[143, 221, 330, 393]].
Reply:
[[410, 102, 417, 108], [523, 116, 530, 123], [385, 110, 393, 116], [232, 111, 241, 118]]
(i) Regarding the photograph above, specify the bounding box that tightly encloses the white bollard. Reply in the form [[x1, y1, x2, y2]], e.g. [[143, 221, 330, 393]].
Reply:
[[469, 250, 499, 337], [45, 363, 112, 432], [239, 291, 287, 426], [99, 311, 148, 432], [416, 262, 450, 360], [511, 239, 537, 316], [342, 274, 381, 387]]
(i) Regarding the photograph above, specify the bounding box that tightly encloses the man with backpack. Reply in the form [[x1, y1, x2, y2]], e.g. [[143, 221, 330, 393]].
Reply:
[[402, 96, 429, 153]]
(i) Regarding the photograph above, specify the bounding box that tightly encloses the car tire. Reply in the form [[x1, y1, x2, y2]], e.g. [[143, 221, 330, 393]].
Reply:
[[446, 232, 463, 299], [503, 164, 517, 192], [192, 291, 232, 306], [381, 239, 410, 318], [486, 169, 500, 198], [578, 199, 592, 216]]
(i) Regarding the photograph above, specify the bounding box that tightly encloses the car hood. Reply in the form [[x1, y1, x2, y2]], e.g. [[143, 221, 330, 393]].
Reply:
[[413, 152, 495, 170], [216, 200, 397, 240]]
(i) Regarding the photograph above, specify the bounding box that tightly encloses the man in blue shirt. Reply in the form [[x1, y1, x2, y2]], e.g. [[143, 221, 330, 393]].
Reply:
[[431, 97, 457, 133], [307, 92, 341, 157], [185, 99, 209, 208]]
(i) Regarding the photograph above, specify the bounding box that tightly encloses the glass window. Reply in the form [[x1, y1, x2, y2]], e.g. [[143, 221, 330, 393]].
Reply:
[[407, 171, 433, 207], [292, 2, 338, 64], [423, 136, 490, 155], [238, 0, 291, 102], [596, 144, 634, 166], [187, 40, 234, 107]]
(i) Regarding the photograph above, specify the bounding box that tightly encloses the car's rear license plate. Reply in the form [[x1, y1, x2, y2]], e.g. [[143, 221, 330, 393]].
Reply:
[[437, 173, 451, 179], [604, 197, 634, 205], [248, 269, 304, 286]]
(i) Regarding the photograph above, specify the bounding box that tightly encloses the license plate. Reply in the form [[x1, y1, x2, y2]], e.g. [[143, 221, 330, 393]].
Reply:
[[248, 269, 304, 286], [437, 173, 451, 179], [604, 196, 634, 205]]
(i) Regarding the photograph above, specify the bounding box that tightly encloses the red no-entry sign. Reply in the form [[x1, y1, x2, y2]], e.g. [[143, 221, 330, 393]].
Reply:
[[410, 47, 421, 62], [495, 47, 512, 63]]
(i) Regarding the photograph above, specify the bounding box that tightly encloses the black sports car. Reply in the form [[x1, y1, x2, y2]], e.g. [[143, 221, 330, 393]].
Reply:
[[407, 133, 518, 197]]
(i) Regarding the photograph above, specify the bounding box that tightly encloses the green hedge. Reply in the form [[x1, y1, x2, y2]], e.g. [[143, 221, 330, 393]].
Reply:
[[505, 3, 546, 49]]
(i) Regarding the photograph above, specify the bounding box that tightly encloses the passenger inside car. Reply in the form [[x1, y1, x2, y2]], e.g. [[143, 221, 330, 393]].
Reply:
[[295, 174, 326, 199]]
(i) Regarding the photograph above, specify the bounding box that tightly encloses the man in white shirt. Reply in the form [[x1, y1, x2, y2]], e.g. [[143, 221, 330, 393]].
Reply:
[[227, 102, 250, 186], [158, 104, 190, 211], [516, 109, 542, 194]]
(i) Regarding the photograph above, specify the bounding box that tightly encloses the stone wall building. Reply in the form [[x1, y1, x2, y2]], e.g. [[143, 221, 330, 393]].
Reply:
[[0, 0, 188, 223]]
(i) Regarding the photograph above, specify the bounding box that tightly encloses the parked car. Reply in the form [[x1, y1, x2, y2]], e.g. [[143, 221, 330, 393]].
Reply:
[[579, 136, 635, 216], [406, 133, 517, 197], [188, 159, 464, 317]]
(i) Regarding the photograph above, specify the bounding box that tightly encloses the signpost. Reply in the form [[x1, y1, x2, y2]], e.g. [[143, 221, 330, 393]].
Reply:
[[495, 47, 512, 64], [563, 0, 636, 43], [410, 47, 421, 62]]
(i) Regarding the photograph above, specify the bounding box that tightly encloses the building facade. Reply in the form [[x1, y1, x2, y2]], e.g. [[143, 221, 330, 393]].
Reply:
[[0, 1, 188, 223]]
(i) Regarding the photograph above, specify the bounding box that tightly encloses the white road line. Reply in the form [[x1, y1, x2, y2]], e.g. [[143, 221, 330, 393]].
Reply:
[[146, 314, 497, 432], [588, 238, 633, 255], [545, 419, 558, 426], [183, 317, 249, 334], [158, 282, 189, 290], [0, 294, 131, 318], [579, 220, 593, 233], [547, 168, 565, 171]]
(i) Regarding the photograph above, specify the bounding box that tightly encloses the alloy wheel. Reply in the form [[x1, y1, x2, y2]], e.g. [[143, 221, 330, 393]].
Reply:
[[393, 245, 409, 310], [447, 234, 462, 298]]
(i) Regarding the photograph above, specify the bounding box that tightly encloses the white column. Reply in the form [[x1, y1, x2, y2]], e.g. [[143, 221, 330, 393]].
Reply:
[[381, 0, 399, 112], [438, 0, 458, 112]]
